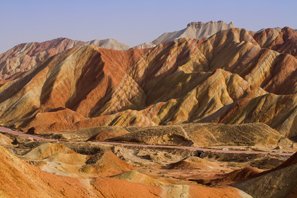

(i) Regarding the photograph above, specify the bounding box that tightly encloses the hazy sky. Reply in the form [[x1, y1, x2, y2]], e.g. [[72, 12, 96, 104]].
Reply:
[[0, 0, 296, 52]]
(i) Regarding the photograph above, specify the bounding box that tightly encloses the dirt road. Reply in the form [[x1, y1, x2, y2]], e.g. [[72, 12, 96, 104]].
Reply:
[[0, 126, 294, 157]]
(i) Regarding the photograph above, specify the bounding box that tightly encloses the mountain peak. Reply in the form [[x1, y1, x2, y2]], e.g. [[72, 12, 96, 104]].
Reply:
[[153, 20, 236, 44]]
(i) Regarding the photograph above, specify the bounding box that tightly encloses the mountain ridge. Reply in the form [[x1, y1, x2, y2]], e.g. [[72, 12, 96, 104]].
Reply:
[[0, 25, 296, 138]]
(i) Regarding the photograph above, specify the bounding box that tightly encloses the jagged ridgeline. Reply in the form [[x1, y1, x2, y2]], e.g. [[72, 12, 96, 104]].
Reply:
[[0, 21, 296, 139]]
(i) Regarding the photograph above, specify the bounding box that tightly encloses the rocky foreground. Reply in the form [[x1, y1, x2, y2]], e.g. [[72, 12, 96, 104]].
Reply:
[[0, 21, 297, 197], [0, 123, 296, 198]]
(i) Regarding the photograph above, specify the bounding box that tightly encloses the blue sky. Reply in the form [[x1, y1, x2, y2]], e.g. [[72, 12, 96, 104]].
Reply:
[[0, 0, 296, 52]]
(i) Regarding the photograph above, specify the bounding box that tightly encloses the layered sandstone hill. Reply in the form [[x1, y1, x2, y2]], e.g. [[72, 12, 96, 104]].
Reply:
[[254, 27, 297, 57], [0, 38, 83, 80], [0, 23, 297, 139], [0, 38, 129, 81]]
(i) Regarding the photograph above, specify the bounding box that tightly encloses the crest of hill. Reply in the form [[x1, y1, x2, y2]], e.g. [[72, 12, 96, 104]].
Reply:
[[87, 38, 129, 50]]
